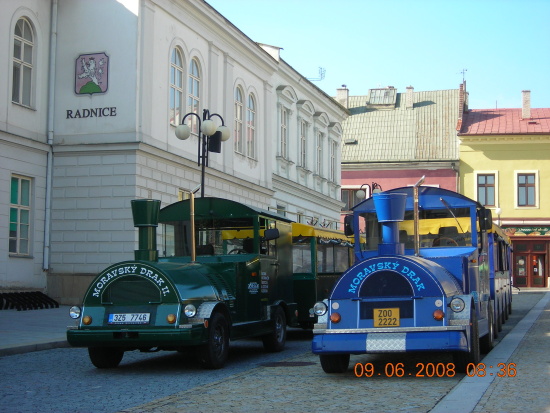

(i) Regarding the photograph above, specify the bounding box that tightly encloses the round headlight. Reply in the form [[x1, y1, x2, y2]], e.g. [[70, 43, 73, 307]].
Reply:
[[69, 306, 81, 319], [450, 297, 465, 312], [184, 304, 197, 318], [313, 302, 327, 316]]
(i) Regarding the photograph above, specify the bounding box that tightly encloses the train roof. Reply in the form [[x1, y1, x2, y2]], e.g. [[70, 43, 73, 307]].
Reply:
[[159, 197, 292, 223], [291, 222, 352, 242], [352, 186, 482, 214]]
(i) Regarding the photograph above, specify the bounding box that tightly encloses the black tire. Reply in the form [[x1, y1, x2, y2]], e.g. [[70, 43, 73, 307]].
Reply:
[[453, 306, 480, 373], [88, 347, 124, 369], [496, 300, 503, 332], [262, 306, 287, 352], [320, 354, 350, 374], [503, 299, 510, 322], [480, 303, 495, 353], [199, 312, 229, 369]]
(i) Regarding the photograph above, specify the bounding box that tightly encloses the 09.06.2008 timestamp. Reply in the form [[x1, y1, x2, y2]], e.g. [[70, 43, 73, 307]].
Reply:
[[353, 362, 517, 378]]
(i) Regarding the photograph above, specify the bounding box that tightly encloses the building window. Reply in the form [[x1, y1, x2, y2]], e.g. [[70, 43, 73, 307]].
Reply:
[[9, 175, 31, 255], [280, 107, 289, 158], [246, 94, 256, 158], [169, 48, 184, 125], [12, 18, 34, 107], [299, 120, 308, 167], [234, 87, 244, 154], [187, 59, 200, 135], [517, 173, 536, 207], [477, 174, 495, 207], [341, 189, 361, 211], [316, 132, 323, 176], [329, 141, 337, 182]]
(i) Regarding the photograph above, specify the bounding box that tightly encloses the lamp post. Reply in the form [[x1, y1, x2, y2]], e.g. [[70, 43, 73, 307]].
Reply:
[[175, 109, 230, 198], [355, 182, 383, 200]]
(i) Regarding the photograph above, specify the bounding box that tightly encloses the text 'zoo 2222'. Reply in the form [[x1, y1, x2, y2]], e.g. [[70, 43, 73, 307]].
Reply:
[[312, 177, 513, 374], [67, 194, 355, 369]]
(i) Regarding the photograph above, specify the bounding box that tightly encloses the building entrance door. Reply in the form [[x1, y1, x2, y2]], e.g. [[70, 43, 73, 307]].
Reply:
[[513, 250, 546, 288]]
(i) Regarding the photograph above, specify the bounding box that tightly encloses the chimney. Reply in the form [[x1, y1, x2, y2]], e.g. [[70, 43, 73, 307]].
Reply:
[[405, 86, 414, 109], [336, 85, 349, 108], [522, 90, 531, 119]]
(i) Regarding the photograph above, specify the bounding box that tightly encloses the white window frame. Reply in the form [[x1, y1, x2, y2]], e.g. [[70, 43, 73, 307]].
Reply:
[[515, 170, 539, 209], [234, 86, 244, 154], [187, 58, 201, 135], [9, 175, 32, 256], [316, 131, 324, 177], [474, 170, 499, 208], [246, 93, 256, 159], [329, 140, 337, 182], [299, 120, 308, 168], [280, 106, 289, 159], [12, 17, 34, 107], [169, 47, 184, 126]]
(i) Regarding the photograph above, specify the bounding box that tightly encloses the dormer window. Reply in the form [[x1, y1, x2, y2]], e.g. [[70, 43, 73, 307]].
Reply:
[[367, 87, 397, 108]]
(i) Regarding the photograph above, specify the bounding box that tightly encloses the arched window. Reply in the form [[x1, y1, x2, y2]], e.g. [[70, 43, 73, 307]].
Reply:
[[169, 48, 184, 125], [188, 59, 200, 134], [246, 94, 256, 158], [12, 18, 34, 107], [234, 87, 244, 154]]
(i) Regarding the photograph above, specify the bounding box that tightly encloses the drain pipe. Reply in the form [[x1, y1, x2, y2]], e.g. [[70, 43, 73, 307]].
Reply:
[[413, 175, 425, 256], [43, 0, 58, 271]]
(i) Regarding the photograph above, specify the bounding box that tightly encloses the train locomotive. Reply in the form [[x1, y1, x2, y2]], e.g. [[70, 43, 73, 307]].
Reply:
[[312, 180, 512, 373], [67, 196, 297, 369]]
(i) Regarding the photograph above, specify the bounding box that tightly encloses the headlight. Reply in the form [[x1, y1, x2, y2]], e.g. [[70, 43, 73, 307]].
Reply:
[[450, 297, 465, 312], [313, 301, 327, 316], [184, 304, 197, 317], [69, 306, 81, 319]]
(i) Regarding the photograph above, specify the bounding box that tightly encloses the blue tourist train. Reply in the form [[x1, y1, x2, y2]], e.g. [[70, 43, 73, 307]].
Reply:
[[312, 179, 512, 373]]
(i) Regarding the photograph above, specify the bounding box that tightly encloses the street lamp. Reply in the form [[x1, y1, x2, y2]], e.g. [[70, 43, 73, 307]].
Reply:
[[175, 109, 230, 198], [355, 182, 383, 200]]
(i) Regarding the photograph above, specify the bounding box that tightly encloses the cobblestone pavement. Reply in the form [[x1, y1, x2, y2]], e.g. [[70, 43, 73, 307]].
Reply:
[[120, 291, 550, 413]]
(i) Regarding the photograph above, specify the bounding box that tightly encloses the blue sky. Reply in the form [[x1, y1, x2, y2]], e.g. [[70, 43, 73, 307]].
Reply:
[[206, 0, 550, 110]]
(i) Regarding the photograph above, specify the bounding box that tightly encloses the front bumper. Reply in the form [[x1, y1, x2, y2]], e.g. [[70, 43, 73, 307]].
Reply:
[[312, 326, 468, 354], [67, 325, 206, 349]]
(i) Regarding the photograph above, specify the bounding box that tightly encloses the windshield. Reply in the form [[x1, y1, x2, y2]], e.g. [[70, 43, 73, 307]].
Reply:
[[359, 208, 473, 252], [160, 217, 255, 257]]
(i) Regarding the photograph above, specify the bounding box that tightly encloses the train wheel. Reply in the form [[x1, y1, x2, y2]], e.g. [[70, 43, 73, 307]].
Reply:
[[453, 307, 480, 373], [480, 303, 495, 353], [199, 312, 229, 369], [262, 306, 287, 352], [319, 354, 350, 373], [88, 347, 124, 369]]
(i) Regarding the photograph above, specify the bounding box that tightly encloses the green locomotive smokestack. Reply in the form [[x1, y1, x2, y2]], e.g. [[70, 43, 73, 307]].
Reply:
[[131, 199, 161, 261]]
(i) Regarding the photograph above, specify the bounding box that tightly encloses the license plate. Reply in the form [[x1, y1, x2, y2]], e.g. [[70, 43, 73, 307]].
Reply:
[[373, 308, 400, 327], [108, 313, 150, 325]]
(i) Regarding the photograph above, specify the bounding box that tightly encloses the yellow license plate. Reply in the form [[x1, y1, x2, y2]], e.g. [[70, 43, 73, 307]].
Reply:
[[373, 308, 400, 327]]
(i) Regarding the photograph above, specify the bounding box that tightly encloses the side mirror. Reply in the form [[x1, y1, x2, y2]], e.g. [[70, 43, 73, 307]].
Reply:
[[344, 215, 354, 236], [263, 228, 280, 241], [478, 208, 493, 230]]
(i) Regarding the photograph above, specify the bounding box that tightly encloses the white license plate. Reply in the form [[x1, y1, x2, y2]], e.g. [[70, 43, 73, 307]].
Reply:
[[108, 313, 150, 325]]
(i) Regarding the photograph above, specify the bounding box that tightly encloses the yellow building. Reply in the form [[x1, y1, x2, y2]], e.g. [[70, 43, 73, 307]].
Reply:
[[458, 91, 550, 288]]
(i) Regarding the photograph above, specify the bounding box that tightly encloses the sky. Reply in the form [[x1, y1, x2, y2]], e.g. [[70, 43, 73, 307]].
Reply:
[[206, 0, 550, 110]]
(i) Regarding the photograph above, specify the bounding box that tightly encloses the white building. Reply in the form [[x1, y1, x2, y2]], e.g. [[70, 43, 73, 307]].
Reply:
[[0, 0, 347, 304]]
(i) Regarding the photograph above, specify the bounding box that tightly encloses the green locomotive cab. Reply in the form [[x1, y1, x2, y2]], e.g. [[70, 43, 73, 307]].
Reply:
[[67, 197, 297, 369]]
